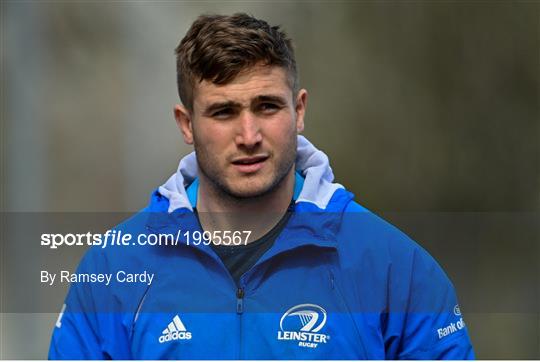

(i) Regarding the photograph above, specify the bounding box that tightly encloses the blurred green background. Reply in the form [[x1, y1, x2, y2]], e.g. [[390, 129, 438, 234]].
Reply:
[[1, 1, 538, 359]]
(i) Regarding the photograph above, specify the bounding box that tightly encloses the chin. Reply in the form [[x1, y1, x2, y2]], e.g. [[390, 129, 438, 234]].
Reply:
[[226, 184, 272, 199], [225, 177, 277, 199]]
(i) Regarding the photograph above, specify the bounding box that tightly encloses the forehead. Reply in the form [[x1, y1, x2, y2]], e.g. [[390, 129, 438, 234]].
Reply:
[[193, 66, 292, 109]]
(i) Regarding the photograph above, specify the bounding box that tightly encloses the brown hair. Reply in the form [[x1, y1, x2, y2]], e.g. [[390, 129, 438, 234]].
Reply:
[[175, 13, 298, 112]]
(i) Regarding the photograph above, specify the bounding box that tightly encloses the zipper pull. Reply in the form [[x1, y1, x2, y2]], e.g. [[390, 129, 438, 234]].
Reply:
[[236, 288, 244, 314]]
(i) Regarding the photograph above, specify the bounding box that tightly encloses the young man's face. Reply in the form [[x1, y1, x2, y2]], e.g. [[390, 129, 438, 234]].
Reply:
[[175, 65, 307, 199]]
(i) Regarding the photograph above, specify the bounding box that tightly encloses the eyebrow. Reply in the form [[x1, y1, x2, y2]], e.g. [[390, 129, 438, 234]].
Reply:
[[203, 101, 242, 115], [253, 94, 288, 105]]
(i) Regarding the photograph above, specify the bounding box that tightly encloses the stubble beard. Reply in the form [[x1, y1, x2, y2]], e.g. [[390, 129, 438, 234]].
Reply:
[[193, 134, 297, 202]]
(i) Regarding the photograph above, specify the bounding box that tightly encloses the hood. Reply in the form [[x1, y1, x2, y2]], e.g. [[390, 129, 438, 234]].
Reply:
[[157, 135, 350, 213]]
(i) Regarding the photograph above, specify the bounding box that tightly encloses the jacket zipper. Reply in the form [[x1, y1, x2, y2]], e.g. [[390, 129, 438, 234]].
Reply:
[[147, 225, 244, 358], [236, 287, 244, 314], [236, 285, 245, 359]]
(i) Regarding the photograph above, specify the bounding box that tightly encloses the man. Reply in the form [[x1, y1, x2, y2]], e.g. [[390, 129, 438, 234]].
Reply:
[[49, 13, 474, 359]]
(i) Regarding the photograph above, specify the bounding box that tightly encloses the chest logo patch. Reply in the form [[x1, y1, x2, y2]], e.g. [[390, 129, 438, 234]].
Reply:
[[277, 303, 330, 349], [158, 315, 192, 343]]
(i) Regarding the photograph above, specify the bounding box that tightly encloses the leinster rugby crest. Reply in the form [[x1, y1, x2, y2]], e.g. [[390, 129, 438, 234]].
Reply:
[[277, 304, 330, 349]]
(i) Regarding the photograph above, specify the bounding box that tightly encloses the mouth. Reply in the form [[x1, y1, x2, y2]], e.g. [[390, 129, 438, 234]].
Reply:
[[231, 155, 269, 173]]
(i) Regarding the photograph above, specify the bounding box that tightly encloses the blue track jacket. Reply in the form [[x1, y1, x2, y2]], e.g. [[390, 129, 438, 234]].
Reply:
[[49, 136, 474, 359]]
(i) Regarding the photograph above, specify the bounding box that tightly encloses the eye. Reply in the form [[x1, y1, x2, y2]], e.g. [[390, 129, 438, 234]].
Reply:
[[211, 108, 234, 119], [258, 103, 280, 113]]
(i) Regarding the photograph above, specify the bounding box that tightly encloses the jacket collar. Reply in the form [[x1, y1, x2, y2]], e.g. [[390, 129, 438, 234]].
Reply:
[[156, 136, 345, 213], [145, 136, 355, 255]]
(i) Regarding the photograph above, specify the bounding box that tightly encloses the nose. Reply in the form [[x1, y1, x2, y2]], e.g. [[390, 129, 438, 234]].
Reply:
[[235, 111, 262, 148]]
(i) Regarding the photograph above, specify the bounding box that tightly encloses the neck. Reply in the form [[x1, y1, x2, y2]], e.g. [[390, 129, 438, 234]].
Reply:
[[196, 168, 295, 244]]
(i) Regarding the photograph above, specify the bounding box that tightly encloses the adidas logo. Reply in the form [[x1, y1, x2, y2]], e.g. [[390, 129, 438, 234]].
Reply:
[[158, 315, 192, 343]]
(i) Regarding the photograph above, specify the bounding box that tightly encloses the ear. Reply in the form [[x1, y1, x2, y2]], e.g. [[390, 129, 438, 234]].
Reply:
[[294, 89, 308, 133], [173, 104, 194, 145]]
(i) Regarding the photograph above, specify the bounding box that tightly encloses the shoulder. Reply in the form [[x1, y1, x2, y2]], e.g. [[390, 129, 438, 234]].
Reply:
[[337, 200, 426, 266], [71, 207, 172, 311], [336, 199, 455, 304], [82, 207, 153, 266]]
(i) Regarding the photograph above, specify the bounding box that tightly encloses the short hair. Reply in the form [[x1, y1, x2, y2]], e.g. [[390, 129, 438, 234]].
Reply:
[[175, 13, 298, 112]]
